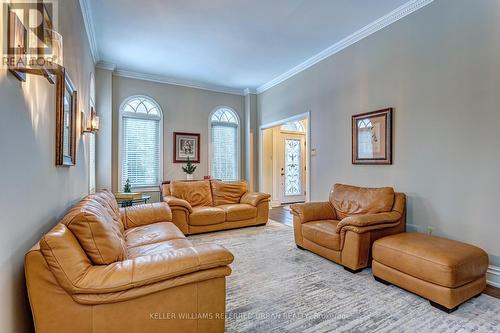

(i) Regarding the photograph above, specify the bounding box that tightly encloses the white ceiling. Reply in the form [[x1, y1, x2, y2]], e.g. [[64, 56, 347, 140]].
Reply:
[[87, 0, 417, 93]]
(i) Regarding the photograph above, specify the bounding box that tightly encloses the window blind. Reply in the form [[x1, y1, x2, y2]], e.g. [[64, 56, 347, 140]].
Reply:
[[211, 123, 237, 181], [121, 116, 160, 188]]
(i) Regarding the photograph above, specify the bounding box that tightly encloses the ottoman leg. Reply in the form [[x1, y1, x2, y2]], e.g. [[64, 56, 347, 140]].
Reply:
[[430, 301, 459, 313], [374, 276, 391, 286]]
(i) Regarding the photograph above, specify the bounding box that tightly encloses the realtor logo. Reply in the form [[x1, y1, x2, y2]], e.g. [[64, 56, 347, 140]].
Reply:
[[2, 0, 61, 73]]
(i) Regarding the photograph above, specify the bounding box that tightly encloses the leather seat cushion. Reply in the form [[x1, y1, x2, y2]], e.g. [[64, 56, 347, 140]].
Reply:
[[330, 184, 395, 219], [189, 207, 226, 226], [170, 180, 213, 207], [125, 222, 185, 249], [211, 180, 248, 206], [302, 220, 341, 251], [373, 233, 489, 288], [127, 238, 194, 258], [218, 204, 257, 221]]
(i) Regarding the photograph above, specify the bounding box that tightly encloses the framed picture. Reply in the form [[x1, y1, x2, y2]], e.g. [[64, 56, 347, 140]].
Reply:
[[55, 68, 78, 166], [352, 108, 393, 165], [174, 132, 200, 163]]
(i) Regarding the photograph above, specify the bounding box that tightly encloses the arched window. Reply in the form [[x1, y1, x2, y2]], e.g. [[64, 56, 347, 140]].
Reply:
[[119, 96, 163, 190], [281, 120, 305, 132], [210, 107, 239, 181]]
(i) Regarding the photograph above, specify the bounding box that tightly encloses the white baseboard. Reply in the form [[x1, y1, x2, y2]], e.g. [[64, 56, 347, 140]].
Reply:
[[487, 265, 500, 288]]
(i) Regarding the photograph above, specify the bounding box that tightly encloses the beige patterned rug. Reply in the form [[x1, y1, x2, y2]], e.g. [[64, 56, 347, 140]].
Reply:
[[189, 221, 500, 333]]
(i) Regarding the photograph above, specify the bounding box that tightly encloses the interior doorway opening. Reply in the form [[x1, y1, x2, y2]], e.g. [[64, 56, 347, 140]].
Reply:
[[260, 115, 309, 207]]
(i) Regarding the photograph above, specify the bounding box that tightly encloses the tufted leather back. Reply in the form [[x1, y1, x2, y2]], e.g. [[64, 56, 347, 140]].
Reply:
[[329, 184, 395, 220], [60, 190, 127, 265], [211, 180, 248, 206], [170, 180, 213, 207]]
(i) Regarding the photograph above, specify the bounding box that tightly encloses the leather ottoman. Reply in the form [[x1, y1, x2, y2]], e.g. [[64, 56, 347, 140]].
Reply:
[[372, 233, 489, 313]]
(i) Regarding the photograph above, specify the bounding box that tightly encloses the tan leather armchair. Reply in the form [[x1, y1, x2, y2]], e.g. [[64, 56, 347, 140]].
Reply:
[[25, 190, 234, 333], [161, 180, 270, 234], [291, 184, 406, 272]]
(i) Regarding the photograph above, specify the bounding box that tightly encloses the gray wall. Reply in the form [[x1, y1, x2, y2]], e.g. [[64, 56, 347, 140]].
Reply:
[[0, 0, 95, 331], [258, 0, 500, 260], [110, 76, 245, 194], [95, 68, 113, 191]]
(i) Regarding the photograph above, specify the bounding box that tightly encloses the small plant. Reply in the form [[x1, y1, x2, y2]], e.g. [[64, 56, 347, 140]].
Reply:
[[124, 179, 132, 193], [182, 158, 197, 175]]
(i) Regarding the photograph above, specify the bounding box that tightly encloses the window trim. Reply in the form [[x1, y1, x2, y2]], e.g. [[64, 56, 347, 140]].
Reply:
[[208, 106, 241, 181], [118, 95, 163, 192]]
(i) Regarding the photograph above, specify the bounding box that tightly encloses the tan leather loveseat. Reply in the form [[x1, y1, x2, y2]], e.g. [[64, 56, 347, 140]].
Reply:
[[162, 180, 271, 234], [25, 190, 234, 333], [291, 184, 406, 272]]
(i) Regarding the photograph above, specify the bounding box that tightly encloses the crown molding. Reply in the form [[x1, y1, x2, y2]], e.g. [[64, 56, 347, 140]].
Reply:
[[113, 69, 246, 96], [79, 0, 99, 63], [243, 88, 257, 95], [256, 0, 434, 94], [96, 61, 116, 71]]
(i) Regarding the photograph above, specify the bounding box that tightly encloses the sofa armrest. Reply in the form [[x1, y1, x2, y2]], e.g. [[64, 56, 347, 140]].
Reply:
[[121, 202, 172, 229], [290, 202, 336, 223], [164, 195, 193, 213], [71, 244, 234, 295], [336, 211, 402, 233], [240, 192, 271, 206]]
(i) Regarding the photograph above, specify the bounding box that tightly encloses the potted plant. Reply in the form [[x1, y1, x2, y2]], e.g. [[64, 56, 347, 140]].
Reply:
[[182, 158, 197, 180], [124, 178, 132, 193]]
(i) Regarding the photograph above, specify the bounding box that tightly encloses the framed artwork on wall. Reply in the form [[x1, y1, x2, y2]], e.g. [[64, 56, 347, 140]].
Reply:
[[173, 132, 200, 163], [352, 108, 393, 165], [55, 68, 78, 166]]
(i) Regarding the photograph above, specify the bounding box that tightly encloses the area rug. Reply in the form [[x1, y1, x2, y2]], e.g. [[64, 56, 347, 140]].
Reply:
[[189, 221, 500, 333]]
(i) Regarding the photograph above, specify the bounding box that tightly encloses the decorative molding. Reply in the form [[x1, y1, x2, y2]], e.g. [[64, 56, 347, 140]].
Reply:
[[96, 61, 116, 71], [256, 0, 435, 94], [79, 0, 99, 63], [114, 69, 246, 96], [243, 88, 257, 95], [487, 265, 500, 288]]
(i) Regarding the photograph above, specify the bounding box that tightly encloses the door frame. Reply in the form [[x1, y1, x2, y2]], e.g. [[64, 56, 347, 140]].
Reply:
[[259, 112, 311, 205]]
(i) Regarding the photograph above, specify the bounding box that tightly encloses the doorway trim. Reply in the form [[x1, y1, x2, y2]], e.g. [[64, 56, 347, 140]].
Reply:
[[259, 111, 311, 204]]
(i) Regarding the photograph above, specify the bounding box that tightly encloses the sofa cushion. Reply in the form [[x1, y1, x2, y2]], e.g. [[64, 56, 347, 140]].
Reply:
[[127, 238, 194, 258], [61, 197, 127, 265], [211, 180, 248, 206], [171, 180, 213, 207], [89, 190, 125, 234], [373, 233, 489, 288], [302, 220, 341, 251], [329, 184, 395, 220], [125, 222, 185, 249], [190, 207, 226, 226], [218, 204, 257, 222]]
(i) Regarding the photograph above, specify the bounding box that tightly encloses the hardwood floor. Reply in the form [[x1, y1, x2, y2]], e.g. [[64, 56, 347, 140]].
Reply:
[[269, 206, 500, 299]]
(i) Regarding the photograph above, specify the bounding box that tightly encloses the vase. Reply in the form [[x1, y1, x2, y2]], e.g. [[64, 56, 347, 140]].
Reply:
[[186, 174, 194, 181]]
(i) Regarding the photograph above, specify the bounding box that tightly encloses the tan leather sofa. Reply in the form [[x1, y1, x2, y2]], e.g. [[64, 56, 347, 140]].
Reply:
[[25, 190, 234, 333], [372, 233, 488, 313], [291, 184, 406, 272], [161, 180, 271, 234]]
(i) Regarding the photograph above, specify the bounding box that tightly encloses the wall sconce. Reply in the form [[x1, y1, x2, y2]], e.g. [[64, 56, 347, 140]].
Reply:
[[82, 108, 100, 134]]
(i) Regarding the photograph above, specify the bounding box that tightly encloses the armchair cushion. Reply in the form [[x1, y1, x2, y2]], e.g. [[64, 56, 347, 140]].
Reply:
[[170, 180, 213, 207], [336, 211, 402, 233], [121, 202, 172, 229], [290, 202, 336, 223], [240, 192, 271, 206], [302, 220, 341, 251], [329, 184, 395, 219], [211, 180, 248, 206]]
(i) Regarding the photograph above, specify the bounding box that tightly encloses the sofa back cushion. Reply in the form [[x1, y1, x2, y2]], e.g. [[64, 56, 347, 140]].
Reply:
[[61, 192, 127, 265], [211, 180, 248, 206], [170, 180, 213, 207], [329, 184, 395, 220]]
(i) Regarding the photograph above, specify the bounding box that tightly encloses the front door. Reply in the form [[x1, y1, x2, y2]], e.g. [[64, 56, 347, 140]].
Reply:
[[279, 133, 306, 204]]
